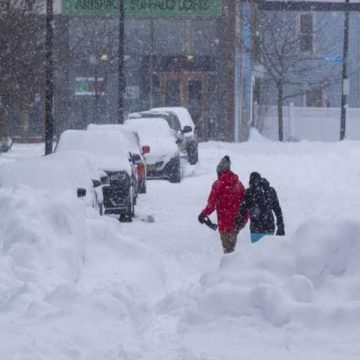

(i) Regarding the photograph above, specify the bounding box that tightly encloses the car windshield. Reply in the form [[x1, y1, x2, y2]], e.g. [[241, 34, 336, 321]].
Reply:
[[87, 124, 141, 155], [150, 107, 195, 129], [125, 117, 173, 143], [141, 111, 182, 131]]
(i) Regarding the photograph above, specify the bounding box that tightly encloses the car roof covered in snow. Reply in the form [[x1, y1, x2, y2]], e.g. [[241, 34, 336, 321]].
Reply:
[[87, 123, 142, 156], [150, 107, 195, 128], [124, 117, 172, 139], [55, 130, 132, 174]]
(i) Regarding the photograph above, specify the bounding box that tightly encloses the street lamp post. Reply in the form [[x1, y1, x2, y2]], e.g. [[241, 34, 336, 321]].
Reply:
[[89, 54, 100, 124], [340, 0, 350, 140], [118, 0, 125, 124], [45, 0, 54, 155]]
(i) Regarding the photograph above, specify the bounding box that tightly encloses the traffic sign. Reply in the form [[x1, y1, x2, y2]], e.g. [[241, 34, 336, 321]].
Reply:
[[323, 55, 343, 64]]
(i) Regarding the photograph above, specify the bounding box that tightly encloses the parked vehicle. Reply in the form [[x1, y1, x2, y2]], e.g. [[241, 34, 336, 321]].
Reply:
[[55, 130, 137, 222], [0, 151, 104, 214], [124, 117, 182, 183], [127, 110, 192, 160], [150, 107, 199, 164], [0, 136, 13, 153], [87, 123, 149, 194]]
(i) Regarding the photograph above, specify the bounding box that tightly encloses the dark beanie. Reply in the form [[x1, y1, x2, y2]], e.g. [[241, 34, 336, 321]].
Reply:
[[249, 171, 261, 186], [217, 155, 231, 175]]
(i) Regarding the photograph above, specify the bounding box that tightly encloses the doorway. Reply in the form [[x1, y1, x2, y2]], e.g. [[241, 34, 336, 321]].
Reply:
[[160, 73, 207, 139]]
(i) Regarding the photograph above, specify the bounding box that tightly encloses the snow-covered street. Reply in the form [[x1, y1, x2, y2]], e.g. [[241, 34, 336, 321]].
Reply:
[[1, 137, 360, 359]]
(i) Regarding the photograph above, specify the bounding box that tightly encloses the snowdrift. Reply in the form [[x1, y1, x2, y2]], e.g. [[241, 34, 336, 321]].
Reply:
[[0, 187, 166, 359], [184, 220, 360, 328], [2, 140, 360, 360]]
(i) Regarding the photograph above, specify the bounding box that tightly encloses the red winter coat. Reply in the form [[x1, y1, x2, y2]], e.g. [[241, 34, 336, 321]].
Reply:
[[201, 170, 246, 232]]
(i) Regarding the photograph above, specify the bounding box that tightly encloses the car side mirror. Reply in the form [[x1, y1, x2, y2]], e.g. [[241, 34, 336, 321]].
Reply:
[[132, 154, 141, 163], [101, 175, 110, 185], [182, 125, 192, 134], [142, 145, 150, 154], [92, 179, 101, 188], [77, 188, 87, 198]]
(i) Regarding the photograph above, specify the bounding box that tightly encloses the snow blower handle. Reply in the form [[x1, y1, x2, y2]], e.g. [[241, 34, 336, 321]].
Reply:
[[203, 216, 218, 231]]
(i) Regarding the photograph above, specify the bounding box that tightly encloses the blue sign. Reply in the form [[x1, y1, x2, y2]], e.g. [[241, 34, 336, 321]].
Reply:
[[323, 55, 343, 64]]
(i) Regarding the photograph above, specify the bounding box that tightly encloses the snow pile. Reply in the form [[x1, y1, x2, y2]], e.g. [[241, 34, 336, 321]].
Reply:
[[0, 151, 98, 192], [183, 220, 360, 328], [0, 143, 44, 166], [248, 127, 273, 142], [2, 140, 360, 359], [0, 185, 166, 359], [0, 151, 105, 209], [0, 187, 87, 314]]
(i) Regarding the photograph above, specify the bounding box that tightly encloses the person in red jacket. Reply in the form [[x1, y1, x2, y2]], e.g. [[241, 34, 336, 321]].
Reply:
[[198, 155, 246, 253]]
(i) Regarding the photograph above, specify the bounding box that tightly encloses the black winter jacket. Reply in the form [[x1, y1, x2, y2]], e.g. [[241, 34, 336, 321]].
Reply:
[[237, 177, 284, 234]]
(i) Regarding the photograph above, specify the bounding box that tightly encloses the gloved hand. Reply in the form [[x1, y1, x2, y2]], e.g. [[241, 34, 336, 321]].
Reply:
[[276, 226, 285, 236], [198, 213, 205, 224]]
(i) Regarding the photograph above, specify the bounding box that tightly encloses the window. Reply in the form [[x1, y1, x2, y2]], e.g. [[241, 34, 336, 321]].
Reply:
[[165, 80, 181, 106], [0, 1, 10, 11], [305, 88, 323, 107], [299, 13, 314, 53], [25, 0, 35, 11]]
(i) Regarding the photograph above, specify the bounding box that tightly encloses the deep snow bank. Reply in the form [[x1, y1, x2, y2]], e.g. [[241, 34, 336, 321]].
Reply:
[[2, 140, 360, 360], [0, 187, 86, 302], [184, 220, 360, 328], [0, 186, 166, 359]]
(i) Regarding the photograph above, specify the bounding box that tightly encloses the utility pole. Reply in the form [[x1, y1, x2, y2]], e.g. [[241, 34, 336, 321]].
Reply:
[[149, 19, 154, 109], [234, 0, 242, 142], [45, 0, 54, 154], [340, 0, 350, 140], [117, 0, 125, 124]]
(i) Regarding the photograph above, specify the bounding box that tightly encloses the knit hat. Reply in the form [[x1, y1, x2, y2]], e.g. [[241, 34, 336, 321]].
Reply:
[[249, 171, 261, 186], [216, 155, 231, 175]]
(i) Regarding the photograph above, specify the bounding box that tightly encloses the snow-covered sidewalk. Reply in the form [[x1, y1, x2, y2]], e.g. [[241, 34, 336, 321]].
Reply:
[[1, 138, 360, 359]]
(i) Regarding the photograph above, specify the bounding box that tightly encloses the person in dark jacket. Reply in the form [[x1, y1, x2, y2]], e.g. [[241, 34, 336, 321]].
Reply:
[[198, 156, 246, 253], [236, 172, 284, 243]]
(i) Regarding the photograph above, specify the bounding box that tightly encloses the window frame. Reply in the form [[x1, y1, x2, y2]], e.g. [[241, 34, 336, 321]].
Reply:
[[298, 12, 315, 54]]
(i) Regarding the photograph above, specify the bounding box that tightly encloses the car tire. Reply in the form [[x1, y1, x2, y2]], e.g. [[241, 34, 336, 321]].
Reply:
[[119, 213, 132, 222], [99, 202, 104, 216], [169, 156, 181, 183], [188, 145, 198, 165], [119, 187, 135, 222], [94, 197, 104, 216], [138, 180, 147, 194]]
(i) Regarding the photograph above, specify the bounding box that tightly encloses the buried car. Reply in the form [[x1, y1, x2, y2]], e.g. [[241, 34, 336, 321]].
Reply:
[[150, 106, 198, 164], [87, 123, 149, 194], [0, 151, 104, 214], [55, 130, 137, 222], [127, 110, 191, 160], [124, 117, 181, 183]]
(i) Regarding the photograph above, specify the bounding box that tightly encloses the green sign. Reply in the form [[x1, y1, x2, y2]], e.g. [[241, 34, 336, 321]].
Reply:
[[62, 0, 222, 17], [75, 77, 105, 96]]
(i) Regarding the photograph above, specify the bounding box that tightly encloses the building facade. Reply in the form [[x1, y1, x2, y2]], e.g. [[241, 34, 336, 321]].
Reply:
[[53, 0, 242, 142], [253, 4, 360, 111]]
